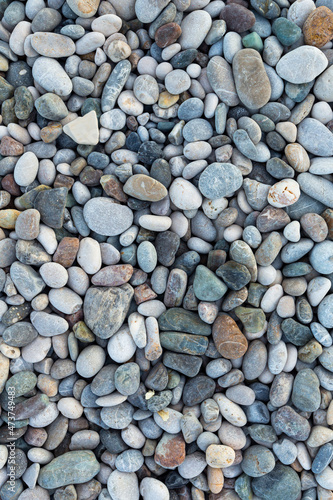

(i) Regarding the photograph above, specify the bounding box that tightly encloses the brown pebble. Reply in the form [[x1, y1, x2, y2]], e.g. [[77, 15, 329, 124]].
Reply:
[[207, 466, 224, 494], [300, 213, 328, 242], [212, 313, 248, 359], [134, 283, 157, 304], [155, 22, 182, 48], [127, 116, 138, 131], [215, 208, 238, 228], [1, 174, 21, 196], [154, 433, 186, 469], [220, 4, 255, 33], [256, 206, 291, 232], [37, 374, 59, 397], [24, 427, 48, 447], [70, 157, 87, 175], [64, 309, 84, 328], [0, 209, 21, 229], [53, 237, 80, 267], [0, 136, 24, 156], [91, 264, 134, 286], [207, 250, 227, 272], [303, 6, 333, 48], [68, 417, 89, 433], [100, 174, 128, 202], [158, 91, 179, 109], [40, 122, 62, 143], [54, 174, 75, 190], [322, 208, 333, 239], [80, 166, 103, 186]]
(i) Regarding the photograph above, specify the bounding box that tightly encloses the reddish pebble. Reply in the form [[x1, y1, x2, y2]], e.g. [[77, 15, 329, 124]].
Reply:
[[155, 22, 182, 48]]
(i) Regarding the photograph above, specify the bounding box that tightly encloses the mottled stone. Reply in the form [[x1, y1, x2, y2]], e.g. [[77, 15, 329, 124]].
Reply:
[[84, 285, 133, 339], [233, 49, 271, 109], [213, 314, 248, 359]]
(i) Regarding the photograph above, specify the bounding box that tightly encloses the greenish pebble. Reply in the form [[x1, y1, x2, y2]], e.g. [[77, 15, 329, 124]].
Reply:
[[242, 32, 263, 51], [252, 113, 275, 132], [272, 17, 301, 46], [158, 307, 211, 335], [160, 331, 208, 355], [296, 297, 313, 324], [282, 262, 312, 277], [248, 424, 277, 446], [5, 371, 37, 397], [235, 473, 253, 500], [147, 390, 173, 412], [266, 157, 295, 179], [216, 261, 251, 291], [235, 307, 266, 333], [292, 369, 321, 412], [241, 445, 275, 477], [38, 451, 100, 489], [319, 346, 333, 372], [60, 24, 85, 39], [81, 97, 102, 119], [35, 93, 69, 121], [14, 86, 33, 120], [2, 97, 17, 125], [157, 121, 175, 133], [247, 283, 267, 307], [0, 76, 14, 102], [285, 80, 314, 102], [252, 464, 301, 500], [281, 318, 313, 346], [0, 479, 23, 500], [1, 413, 28, 428], [193, 265, 227, 301]]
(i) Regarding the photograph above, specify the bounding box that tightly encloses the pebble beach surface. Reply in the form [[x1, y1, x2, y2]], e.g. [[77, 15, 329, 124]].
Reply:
[[1, 0, 333, 499]]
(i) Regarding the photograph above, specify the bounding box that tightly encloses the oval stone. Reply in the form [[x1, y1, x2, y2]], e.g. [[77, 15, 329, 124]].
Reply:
[[32, 57, 73, 97], [38, 451, 100, 489], [199, 163, 243, 199], [276, 46, 328, 83], [83, 198, 133, 236], [232, 49, 271, 109], [207, 56, 239, 106], [213, 314, 248, 360], [31, 33, 75, 58], [297, 119, 333, 157]]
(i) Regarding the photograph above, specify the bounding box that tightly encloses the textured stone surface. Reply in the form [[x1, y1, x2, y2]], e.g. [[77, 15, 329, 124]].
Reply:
[[84, 285, 133, 338]]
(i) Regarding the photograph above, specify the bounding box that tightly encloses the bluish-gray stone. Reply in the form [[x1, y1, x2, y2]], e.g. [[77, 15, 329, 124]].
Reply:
[[199, 162, 243, 199], [252, 464, 301, 500], [292, 369, 321, 412], [38, 451, 100, 489]]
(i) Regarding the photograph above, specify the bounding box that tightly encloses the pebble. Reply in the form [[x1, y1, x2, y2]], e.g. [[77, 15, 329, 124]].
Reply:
[[233, 49, 271, 109], [38, 451, 100, 488], [83, 197, 133, 236], [276, 46, 328, 83], [179, 10, 212, 49]]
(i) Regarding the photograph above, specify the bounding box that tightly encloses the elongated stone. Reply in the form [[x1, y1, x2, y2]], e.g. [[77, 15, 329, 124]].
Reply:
[[38, 451, 100, 489], [160, 332, 208, 355], [158, 307, 211, 335], [207, 56, 239, 106], [233, 49, 271, 109], [101, 60, 131, 112]]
